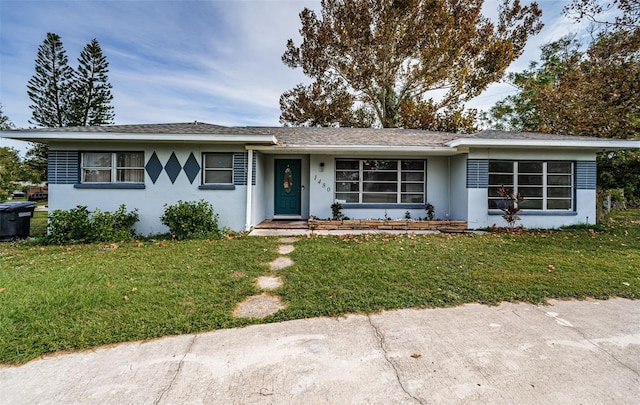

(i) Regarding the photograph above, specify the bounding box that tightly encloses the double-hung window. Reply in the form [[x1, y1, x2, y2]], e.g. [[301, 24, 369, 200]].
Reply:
[[335, 159, 425, 204], [488, 161, 573, 210], [81, 152, 144, 183], [202, 153, 233, 184]]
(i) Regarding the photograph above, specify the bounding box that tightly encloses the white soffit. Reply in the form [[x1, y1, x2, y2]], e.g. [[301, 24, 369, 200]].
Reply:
[[448, 138, 640, 150], [248, 144, 459, 156]]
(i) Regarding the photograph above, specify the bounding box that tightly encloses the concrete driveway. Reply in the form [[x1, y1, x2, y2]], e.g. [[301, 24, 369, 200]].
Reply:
[[1, 298, 639, 404]]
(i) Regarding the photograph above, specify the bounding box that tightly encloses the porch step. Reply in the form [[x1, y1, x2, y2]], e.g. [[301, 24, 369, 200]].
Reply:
[[254, 220, 310, 229]]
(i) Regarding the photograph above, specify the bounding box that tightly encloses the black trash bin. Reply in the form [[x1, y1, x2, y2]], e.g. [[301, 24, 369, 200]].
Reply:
[[0, 202, 37, 240]]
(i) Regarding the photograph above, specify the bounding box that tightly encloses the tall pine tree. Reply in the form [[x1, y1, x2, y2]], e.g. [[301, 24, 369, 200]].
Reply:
[[27, 33, 74, 127], [69, 39, 114, 126], [27, 34, 114, 128], [0, 104, 14, 130], [26, 34, 115, 182]]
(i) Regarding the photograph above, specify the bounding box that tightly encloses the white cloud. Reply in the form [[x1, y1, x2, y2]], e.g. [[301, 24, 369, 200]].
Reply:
[[0, 0, 604, 129]]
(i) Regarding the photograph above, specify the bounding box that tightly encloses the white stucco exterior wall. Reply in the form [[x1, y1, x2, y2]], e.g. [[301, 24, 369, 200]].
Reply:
[[425, 156, 451, 220], [48, 142, 250, 234], [45, 140, 602, 233], [308, 154, 335, 219], [473, 189, 596, 229], [466, 148, 597, 229], [449, 154, 468, 221]]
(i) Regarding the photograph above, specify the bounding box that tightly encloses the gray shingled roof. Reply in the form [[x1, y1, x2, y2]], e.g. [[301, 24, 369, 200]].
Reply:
[[13, 122, 235, 134], [259, 127, 459, 147], [468, 129, 605, 142], [11, 122, 460, 147], [8, 122, 636, 147]]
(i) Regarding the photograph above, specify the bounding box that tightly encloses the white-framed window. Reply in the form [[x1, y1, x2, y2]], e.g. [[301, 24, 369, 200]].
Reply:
[[335, 159, 425, 204], [202, 153, 233, 184], [81, 152, 144, 183], [488, 161, 574, 210]]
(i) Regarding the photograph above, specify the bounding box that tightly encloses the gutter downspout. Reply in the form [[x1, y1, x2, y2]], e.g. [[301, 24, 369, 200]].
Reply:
[[447, 156, 451, 219], [245, 148, 254, 231]]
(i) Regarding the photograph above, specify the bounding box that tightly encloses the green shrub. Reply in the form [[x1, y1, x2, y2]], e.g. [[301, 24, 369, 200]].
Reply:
[[160, 200, 225, 240], [45, 206, 91, 244], [425, 203, 435, 221], [331, 201, 343, 220], [44, 204, 138, 244], [89, 205, 140, 242]]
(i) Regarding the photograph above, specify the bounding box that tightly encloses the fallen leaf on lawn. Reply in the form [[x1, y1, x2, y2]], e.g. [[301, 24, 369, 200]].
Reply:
[[547, 264, 555, 272], [411, 353, 422, 359], [0, 288, 5, 293], [123, 295, 129, 301], [131, 287, 137, 292], [259, 388, 273, 396]]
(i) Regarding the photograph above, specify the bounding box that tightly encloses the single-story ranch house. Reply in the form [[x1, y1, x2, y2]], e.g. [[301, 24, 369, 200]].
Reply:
[[3, 123, 640, 234]]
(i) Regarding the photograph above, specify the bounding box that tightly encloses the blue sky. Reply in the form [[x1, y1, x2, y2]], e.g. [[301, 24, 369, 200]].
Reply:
[[1, 0, 590, 150]]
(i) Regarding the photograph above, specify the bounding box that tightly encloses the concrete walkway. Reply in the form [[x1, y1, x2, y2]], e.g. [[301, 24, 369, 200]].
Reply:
[[1, 298, 639, 404]]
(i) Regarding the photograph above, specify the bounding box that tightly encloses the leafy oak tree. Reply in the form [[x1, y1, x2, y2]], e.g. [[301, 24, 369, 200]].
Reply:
[[23, 143, 48, 185], [1, 107, 15, 198], [564, 0, 639, 29], [0, 107, 24, 199], [281, 0, 543, 130], [0, 147, 23, 200], [482, 2, 640, 203], [480, 35, 585, 132]]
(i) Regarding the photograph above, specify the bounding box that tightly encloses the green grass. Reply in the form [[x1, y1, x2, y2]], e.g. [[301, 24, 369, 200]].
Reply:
[[1, 210, 639, 365], [0, 238, 281, 364], [29, 210, 48, 236]]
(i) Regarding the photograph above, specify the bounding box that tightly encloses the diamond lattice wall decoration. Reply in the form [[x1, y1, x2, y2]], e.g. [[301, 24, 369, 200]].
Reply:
[[183, 152, 201, 184], [164, 152, 182, 184], [145, 152, 163, 184]]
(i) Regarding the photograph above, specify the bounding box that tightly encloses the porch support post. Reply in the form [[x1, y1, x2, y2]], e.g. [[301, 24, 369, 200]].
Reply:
[[245, 148, 254, 231]]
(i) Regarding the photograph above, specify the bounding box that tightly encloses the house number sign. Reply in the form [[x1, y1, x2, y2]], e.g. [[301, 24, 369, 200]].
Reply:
[[313, 174, 331, 193]]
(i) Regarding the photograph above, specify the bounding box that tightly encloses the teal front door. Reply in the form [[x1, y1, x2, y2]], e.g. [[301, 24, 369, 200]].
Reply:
[[274, 159, 301, 216]]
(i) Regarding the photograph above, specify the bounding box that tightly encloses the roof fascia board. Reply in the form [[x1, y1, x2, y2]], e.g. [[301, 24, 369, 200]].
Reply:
[[0, 131, 277, 144], [448, 138, 640, 150]]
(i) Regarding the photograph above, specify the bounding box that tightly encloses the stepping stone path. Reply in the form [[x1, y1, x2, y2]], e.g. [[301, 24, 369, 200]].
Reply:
[[232, 293, 285, 319], [278, 245, 295, 255], [269, 256, 295, 271], [233, 237, 299, 319], [257, 276, 283, 290]]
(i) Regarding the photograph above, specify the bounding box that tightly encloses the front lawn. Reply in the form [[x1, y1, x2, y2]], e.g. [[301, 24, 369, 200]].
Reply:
[[1, 210, 639, 365], [29, 210, 48, 236]]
